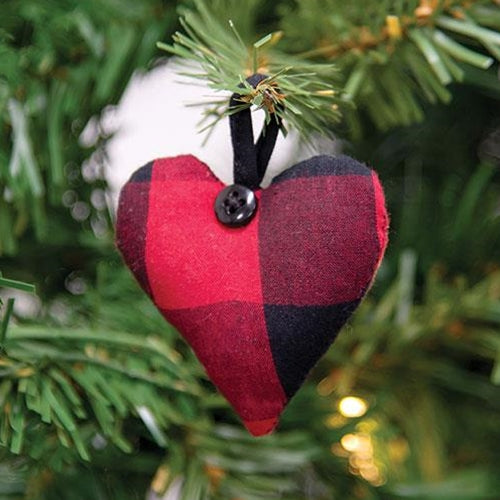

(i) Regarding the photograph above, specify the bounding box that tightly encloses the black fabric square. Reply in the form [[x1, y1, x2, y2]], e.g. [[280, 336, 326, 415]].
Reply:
[[130, 161, 154, 182], [272, 155, 371, 184], [264, 301, 360, 398]]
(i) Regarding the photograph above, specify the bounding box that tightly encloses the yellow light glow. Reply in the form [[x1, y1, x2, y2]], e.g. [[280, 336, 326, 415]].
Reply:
[[340, 433, 361, 452], [330, 443, 349, 458], [386, 15, 402, 39], [341, 433, 373, 454], [325, 413, 347, 429], [350, 455, 374, 469], [371, 475, 387, 487], [338, 396, 368, 418], [359, 465, 381, 483]]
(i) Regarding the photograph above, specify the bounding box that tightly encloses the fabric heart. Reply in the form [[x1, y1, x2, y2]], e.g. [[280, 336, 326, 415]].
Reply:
[[116, 153, 388, 436]]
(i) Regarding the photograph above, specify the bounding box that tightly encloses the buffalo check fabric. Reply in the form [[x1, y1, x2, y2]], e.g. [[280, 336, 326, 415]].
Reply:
[[116, 154, 389, 436]]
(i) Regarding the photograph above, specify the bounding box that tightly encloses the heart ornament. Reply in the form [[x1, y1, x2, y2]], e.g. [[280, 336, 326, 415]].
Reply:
[[116, 76, 389, 436]]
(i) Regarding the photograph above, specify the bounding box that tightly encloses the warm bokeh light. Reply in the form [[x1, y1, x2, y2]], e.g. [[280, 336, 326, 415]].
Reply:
[[340, 433, 371, 453], [359, 465, 383, 483], [325, 413, 347, 429], [340, 433, 362, 452], [330, 443, 349, 458], [339, 432, 386, 486], [338, 396, 368, 418]]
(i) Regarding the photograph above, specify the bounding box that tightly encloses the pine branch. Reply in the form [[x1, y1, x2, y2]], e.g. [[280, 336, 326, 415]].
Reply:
[[157, 0, 344, 140], [281, 0, 500, 133], [0, 323, 205, 464], [0, 0, 178, 256], [160, 0, 500, 137]]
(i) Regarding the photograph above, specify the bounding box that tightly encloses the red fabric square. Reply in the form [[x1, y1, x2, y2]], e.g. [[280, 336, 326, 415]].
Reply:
[[164, 301, 286, 430], [259, 175, 379, 306], [145, 158, 264, 309]]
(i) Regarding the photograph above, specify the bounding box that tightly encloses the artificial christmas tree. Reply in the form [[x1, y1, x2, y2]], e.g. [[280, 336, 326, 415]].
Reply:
[[1, 1, 500, 499]]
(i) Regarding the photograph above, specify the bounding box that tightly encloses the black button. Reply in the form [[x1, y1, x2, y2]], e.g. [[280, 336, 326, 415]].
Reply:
[[214, 184, 257, 227]]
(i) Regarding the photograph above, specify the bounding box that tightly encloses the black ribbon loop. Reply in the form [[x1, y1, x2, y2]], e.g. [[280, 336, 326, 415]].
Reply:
[[229, 74, 281, 190]]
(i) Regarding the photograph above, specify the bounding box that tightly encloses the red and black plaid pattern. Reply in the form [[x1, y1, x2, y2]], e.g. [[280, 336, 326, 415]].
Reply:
[[116, 154, 389, 436]]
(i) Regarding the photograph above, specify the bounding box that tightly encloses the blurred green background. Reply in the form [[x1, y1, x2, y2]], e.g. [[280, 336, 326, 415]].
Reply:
[[1, 1, 500, 499]]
